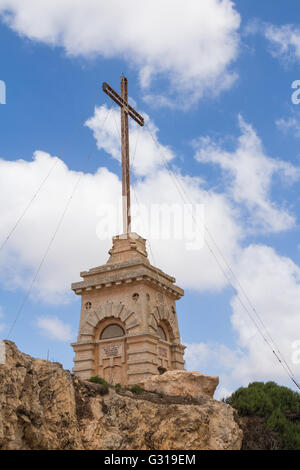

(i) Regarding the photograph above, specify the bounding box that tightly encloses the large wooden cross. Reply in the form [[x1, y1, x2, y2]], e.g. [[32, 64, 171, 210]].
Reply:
[[102, 76, 144, 235]]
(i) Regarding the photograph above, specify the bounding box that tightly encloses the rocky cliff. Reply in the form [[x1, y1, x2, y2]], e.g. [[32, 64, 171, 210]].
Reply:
[[0, 341, 242, 450]]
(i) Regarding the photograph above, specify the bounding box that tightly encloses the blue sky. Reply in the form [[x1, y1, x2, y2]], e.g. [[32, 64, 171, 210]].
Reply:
[[0, 0, 300, 397]]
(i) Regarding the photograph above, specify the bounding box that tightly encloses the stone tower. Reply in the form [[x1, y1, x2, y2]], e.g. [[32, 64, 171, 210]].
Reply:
[[72, 77, 185, 385], [71, 233, 186, 385]]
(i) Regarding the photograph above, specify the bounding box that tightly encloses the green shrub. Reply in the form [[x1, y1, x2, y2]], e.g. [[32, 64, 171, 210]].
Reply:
[[130, 385, 143, 394], [225, 381, 300, 450], [88, 376, 109, 392], [115, 383, 121, 393]]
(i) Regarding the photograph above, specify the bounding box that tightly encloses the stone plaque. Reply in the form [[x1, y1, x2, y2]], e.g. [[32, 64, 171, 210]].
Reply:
[[101, 343, 122, 358], [158, 347, 167, 358]]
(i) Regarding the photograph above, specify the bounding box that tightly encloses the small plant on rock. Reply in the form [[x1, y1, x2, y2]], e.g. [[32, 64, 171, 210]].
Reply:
[[130, 384, 143, 394], [88, 376, 109, 393]]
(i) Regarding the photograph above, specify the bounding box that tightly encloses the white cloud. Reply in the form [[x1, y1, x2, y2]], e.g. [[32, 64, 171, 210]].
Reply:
[[230, 244, 300, 384], [0, 148, 242, 302], [0, 150, 121, 303], [0, 104, 247, 303], [133, 169, 241, 292], [184, 245, 300, 395], [264, 23, 300, 62], [246, 20, 300, 64], [0, 0, 241, 106], [194, 115, 299, 233], [85, 105, 175, 176], [184, 341, 244, 399], [185, 342, 242, 372], [37, 316, 73, 342], [276, 116, 300, 138]]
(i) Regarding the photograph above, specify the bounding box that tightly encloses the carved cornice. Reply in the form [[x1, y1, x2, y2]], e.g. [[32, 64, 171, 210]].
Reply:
[[72, 265, 183, 299]]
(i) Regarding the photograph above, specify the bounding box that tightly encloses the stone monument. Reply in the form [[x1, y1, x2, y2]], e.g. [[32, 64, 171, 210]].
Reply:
[[71, 77, 186, 385]]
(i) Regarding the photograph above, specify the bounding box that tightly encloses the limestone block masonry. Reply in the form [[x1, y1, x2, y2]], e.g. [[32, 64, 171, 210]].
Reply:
[[71, 233, 186, 385]]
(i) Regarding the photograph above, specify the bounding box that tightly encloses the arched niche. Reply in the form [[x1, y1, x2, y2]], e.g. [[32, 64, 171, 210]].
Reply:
[[149, 305, 179, 343], [100, 323, 125, 340], [96, 317, 127, 386], [157, 324, 167, 342], [94, 316, 127, 341]]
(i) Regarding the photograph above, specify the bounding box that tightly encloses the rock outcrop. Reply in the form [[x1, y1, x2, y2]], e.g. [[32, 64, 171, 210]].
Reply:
[[138, 370, 219, 398], [0, 341, 242, 450]]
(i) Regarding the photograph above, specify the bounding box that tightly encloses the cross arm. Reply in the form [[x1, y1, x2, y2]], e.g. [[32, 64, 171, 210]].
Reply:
[[102, 82, 144, 127]]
